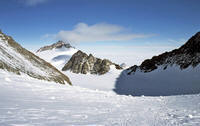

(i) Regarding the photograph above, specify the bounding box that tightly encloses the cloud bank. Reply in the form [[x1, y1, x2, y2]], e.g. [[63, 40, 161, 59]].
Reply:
[[44, 23, 152, 43]]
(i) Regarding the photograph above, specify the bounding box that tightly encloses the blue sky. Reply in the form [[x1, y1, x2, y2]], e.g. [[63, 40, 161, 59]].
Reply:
[[0, 0, 200, 65]]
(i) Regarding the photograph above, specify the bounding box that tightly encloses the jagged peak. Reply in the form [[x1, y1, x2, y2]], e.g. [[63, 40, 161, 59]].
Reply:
[[76, 50, 85, 54], [62, 50, 122, 74], [36, 40, 74, 52], [74, 50, 88, 56]]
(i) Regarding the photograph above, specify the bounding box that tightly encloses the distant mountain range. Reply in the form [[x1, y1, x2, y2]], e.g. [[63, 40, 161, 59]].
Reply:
[[0, 30, 71, 85], [36, 41, 123, 75], [1, 28, 200, 96], [35, 40, 123, 91]]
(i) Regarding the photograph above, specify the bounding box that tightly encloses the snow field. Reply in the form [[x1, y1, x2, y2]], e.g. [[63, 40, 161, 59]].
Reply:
[[0, 70, 200, 126]]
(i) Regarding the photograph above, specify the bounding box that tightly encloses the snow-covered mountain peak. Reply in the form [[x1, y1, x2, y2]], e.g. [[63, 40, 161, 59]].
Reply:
[[36, 40, 74, 53], [36, 41, 78, 70]]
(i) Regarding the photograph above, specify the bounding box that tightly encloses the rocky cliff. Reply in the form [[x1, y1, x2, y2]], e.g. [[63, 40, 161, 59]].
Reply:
[[62, 50, 122, 75]]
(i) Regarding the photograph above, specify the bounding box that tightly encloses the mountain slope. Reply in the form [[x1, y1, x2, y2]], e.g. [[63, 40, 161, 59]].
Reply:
[[114, 32, 200, 96], [0, 30, 71, 85]]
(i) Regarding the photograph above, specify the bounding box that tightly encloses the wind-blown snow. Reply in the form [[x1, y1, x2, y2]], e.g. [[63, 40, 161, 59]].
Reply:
[[0, 70, 200, 126]]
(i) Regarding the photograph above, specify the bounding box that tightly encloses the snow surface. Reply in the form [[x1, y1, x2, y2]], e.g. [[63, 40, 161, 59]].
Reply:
[[64, 65, 123, 91], [0, 70, 200, 126], [114, 65, 200, 96]]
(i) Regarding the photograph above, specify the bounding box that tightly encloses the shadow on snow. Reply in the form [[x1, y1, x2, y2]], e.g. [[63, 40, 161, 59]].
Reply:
[[113, 66, 200, 96]]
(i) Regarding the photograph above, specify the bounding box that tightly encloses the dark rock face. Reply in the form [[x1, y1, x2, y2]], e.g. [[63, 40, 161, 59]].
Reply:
[[62, 50, 122, 75], [36, 40, 73, 52], [0, 30, 72, 85], [127, 32, 200, 75]]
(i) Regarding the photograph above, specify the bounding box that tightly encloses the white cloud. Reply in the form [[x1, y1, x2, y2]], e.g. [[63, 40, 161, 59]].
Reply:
[[19, 0, 49, 6], [44, 23, 153, 43]]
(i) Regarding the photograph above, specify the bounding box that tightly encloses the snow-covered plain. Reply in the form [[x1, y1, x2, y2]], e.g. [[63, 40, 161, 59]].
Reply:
[[0, 70, 200, 126]]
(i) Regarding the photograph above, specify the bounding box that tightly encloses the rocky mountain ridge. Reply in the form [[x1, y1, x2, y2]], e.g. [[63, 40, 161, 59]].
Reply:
[[36, 40, 73, 52], [62, 50, 123, 75], [0, 30, 71, 85], [127, 32, 200, 74]]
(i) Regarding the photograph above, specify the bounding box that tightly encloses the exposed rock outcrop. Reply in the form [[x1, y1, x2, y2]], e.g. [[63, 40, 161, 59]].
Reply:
[[0, 30, 72, 85], [127, 32, 200, 75], [36, 40, 73, 52], [62, 50, 122, 75]]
